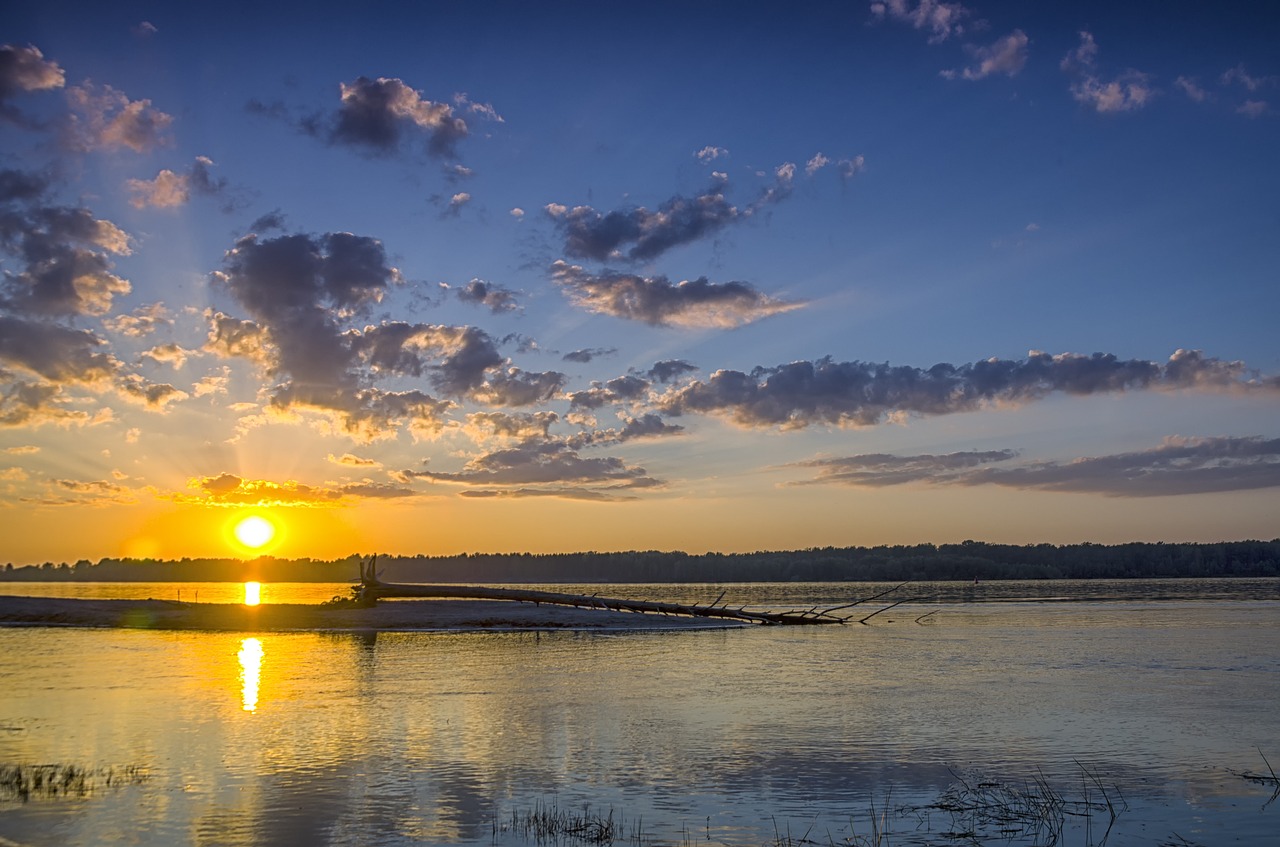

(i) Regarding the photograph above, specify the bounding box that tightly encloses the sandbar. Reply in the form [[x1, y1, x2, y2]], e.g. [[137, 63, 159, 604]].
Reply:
[[0, 595, 744, 632]]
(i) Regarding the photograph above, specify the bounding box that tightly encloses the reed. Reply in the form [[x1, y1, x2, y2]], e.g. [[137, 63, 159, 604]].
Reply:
[[0, 763, 147, 802]]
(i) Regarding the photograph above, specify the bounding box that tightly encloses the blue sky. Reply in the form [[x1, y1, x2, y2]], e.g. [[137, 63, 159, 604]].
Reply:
[[2, 1, 1278, 563]]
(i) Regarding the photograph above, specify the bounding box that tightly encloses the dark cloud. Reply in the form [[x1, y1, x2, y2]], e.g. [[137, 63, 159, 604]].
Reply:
[[645, 359, 698, 383], [319, 76, 469, 158], [400, 440, 659, 494], [0, 180, 132, 317], [659, 350, 1279, 429], [454, 279, 520, 313], [568, 374, 651, 411], [248, 210, 287, 233], [0, 44, 65, 126], [562, 347, 617, 364], [117, 373, 188, 409], [569, 413, 685, 448], [550, 261, 802, 328], [0, 379, 90, 427], [469, 368, 565, 407], [547, 179, 739, 262], [352, 322, 504, 395], [794, 437, 1280, 497], [545, 166, 801, 264], [214, 231, 399, 386], [467, 411, 559, 441], [0, 316, 119, 384], [0, 168, 50, 202]]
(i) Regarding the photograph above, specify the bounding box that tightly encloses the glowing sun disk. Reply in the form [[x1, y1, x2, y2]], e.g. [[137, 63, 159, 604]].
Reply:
[[235, 516, 275, 549]]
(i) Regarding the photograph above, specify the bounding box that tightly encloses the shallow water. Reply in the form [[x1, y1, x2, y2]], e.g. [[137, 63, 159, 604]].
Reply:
[[1, 580, 1277, 846]]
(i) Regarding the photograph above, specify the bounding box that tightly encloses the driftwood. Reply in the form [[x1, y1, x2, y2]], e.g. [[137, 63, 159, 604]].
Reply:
[[353, 556, 915, 626]]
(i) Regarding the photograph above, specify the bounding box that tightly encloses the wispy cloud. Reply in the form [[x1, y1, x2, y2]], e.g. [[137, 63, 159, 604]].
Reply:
[[1061, 32, 1155, 113], [550, 261, 804, 328], [792, 436, 1280, 497]]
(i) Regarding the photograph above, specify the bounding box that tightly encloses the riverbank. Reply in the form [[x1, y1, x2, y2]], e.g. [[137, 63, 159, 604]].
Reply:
[[0, 595, 742, 632]]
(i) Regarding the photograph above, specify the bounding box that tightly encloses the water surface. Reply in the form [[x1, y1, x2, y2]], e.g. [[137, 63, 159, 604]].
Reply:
[[1, 580, 1277, 846]]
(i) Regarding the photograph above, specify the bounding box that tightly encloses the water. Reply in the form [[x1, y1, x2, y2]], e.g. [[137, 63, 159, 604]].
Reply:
[[1, 580, 1277, 846]]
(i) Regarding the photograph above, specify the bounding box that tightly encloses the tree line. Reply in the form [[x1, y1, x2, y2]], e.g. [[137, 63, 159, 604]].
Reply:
[[3, 539, 1279, 583]]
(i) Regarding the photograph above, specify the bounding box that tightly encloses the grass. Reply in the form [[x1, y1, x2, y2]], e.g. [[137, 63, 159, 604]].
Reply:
[[0, 763, 148, 802], [496, 765, 1127, 847]]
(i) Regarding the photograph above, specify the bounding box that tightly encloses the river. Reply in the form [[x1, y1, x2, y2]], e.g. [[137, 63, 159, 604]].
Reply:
[[1, 579, 1277, 846]]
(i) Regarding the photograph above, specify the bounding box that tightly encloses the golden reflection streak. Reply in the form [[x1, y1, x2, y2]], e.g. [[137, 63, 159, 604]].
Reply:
[[238, 638, 263, 712], [244, 581, 261, 606]]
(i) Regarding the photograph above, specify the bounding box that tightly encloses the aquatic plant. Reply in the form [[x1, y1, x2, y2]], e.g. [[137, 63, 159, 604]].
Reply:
[[0, 763, 147, 802]]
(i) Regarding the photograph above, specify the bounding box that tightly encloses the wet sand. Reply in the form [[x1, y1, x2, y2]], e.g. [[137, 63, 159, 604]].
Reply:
[[0, 595, 743, 632]]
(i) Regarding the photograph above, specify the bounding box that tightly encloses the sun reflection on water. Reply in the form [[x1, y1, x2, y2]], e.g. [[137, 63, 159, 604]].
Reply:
[[238, 637, 263, 712], [243, 581, 261, 606]]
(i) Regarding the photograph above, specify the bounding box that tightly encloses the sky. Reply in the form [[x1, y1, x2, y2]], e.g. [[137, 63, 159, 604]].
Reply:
[[2, 1, 1278, 565]]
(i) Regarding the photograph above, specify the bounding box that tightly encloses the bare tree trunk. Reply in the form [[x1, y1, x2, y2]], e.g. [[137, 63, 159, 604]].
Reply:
[[354, 556, 915, 626]]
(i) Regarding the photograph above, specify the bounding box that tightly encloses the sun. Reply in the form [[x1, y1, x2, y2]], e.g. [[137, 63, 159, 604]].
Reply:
[[234, 515, 276, 550]]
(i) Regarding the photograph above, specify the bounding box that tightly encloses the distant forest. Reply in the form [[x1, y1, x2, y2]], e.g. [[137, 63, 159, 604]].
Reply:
[[4, 539, 1280, 583]]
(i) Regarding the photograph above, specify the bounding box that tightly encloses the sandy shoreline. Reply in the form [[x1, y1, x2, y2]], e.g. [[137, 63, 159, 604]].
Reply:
[[0, 595, 744, 632]]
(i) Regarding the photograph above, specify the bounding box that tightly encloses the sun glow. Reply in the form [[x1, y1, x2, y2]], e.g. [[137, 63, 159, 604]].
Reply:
[[243, 581, 261, 606], [234, 515, 276, 549]]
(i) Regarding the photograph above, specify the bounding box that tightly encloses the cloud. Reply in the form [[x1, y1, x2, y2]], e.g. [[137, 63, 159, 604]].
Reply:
[[547, 180, 739, 262], [0, 44, 65, 126], [328, 452, 382, 467], [139, 342, 194, 369], [1061, 32, 1154, 113], [569, 413, 685, 448], [454, 279, 520, 313], [465, 410, 559, 442], [210, 231, 514, 440], [567, 374, 651, 412], [0, 379, 97, 428], [312, 76, 470, 158], [550, 261, 804, 328], [645, 359, 699, 383], [658, 349, 1279, 429], [953, 30, 1028, 80], [695, 145, 728, 163], [399, 440, 660, 499], [1175, 76, 1210, 103], [805, 153, 830, 176], [0, 176, 133, 317], [793, 449, 1019, 486], [793, 436, 1280, 497], [562, 347, 617, 364], [181, 473, 343, 506], [452, 91, 504, 123], [869, 0, 973, 44], [192, 370, 229, 397], [132, 22, 159, 39], [1220, 64, 1277, 92], [1, 43, 65, 129], [0, 316, 119, 384], [837, 156, 867, 183], [125, 157, 241, 212], [468, 367, 565, 407], [510, 207, 525, 219], [65, 82, 173, 152], [116, 373, 188, 410], [103, 302, 172, 338], [1237, 100, 1268, 118]]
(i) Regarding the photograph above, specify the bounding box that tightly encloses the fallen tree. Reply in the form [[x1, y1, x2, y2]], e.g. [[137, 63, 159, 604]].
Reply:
[[353, 556, 916, 625]]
